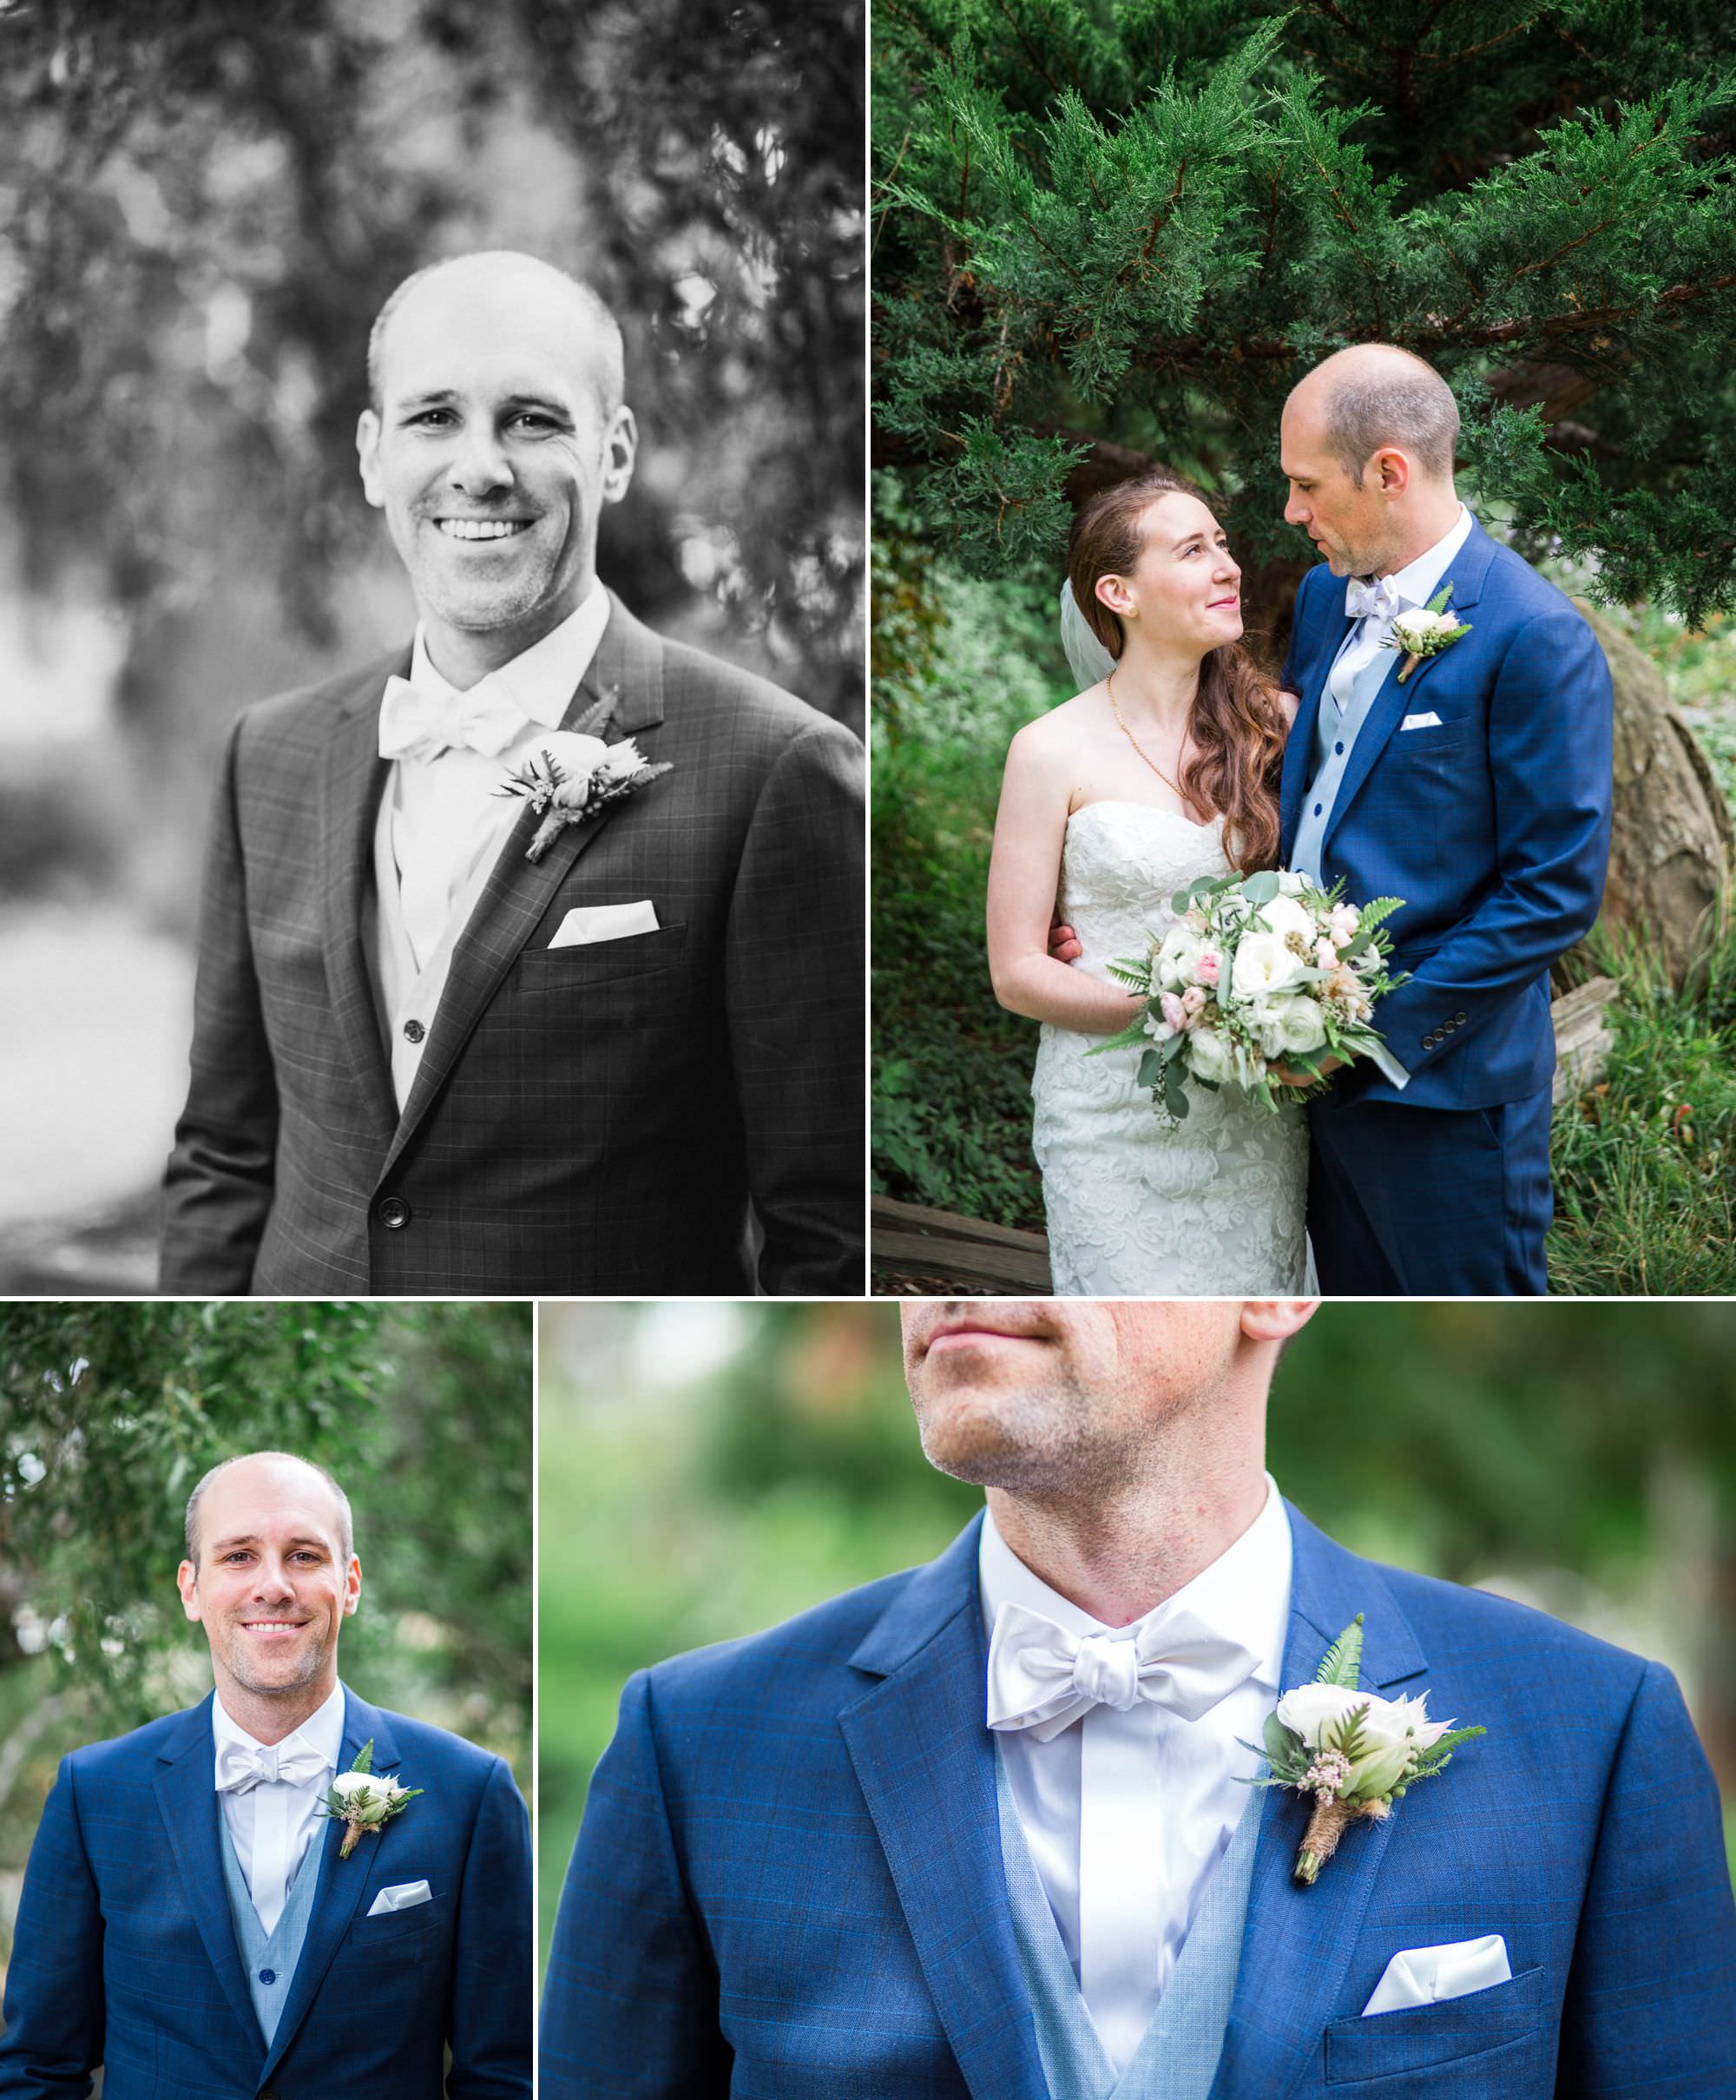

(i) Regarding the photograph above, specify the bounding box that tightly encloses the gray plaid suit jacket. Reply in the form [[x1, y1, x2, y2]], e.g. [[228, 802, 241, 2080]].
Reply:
[[160, 592, 864, 1294]]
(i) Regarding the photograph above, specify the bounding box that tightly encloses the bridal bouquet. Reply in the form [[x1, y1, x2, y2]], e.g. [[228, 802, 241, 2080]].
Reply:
[[1090, 869, 1408, 1121]]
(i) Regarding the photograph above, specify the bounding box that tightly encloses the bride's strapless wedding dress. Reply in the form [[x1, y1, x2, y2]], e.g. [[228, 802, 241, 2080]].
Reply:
[[1031, 802, 1309, 1294]]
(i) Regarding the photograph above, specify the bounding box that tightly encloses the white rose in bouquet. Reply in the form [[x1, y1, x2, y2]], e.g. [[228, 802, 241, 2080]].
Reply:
[[1154, 922, 1205, 991], [1258, 995, 1328, 1059], [1187, 1026, 1235, 1084], [1260, 893, 1316, 945], [1232, 929, 1309, 1000]]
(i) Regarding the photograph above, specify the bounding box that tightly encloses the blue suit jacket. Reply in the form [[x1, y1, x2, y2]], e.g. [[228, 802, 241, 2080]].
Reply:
[[543, 1507, 1735, 2099], [0, 1686, 530, 2100], [1279, 520, 1614, 1109]]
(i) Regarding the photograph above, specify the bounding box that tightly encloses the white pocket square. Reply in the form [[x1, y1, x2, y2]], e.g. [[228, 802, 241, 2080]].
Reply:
[[547, 900, 661, 948], [1399, 710, 1443, 731], [1362, 1933, 1511, 2015], [367, 1879, 432, 1917]]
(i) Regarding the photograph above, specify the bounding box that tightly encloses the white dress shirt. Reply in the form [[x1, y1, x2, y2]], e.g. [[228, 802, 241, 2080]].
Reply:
[[212, 1682, 345, 1933], [980, 1479, 1292, 2074], [1326, 504, 1474, 709], [372, 581, 611, 1103]]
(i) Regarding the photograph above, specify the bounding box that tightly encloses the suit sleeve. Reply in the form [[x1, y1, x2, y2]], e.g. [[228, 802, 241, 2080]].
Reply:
[[1363, 605, 1613, 1071], [1555, 1661, 1736, 2097], [724, 714, 865, 1294], [0, 1759, 102, 2099], [159, 714, 280, 1292], [444, 1754, 532, 2100], [541, 1671, 733, 2100]]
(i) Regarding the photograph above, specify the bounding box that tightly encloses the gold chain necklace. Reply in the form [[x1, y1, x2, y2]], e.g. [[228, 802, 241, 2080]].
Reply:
[[1106, 666, 1190, 804]]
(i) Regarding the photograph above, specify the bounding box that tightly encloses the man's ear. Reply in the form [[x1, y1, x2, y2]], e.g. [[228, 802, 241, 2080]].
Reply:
[[602, 405, 637, 505], [176, 1559, 203, 1623], [357, 409, 385, 509], [1240, 1299, 1319, 1345], [343, 1554, 362, 1617], [1373, 445, 1411, 496]]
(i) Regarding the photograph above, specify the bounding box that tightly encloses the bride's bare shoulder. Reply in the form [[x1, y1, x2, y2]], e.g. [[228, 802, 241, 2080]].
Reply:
[[1010, 685, 1103, 757], [1269, 682, 1300, 728]]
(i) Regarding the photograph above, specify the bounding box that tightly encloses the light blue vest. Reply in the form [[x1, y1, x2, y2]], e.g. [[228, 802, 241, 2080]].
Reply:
[[1288, 635, 1396, 885], [218, 1812, 326, 2046], [995, 1749, 1261, 2100]]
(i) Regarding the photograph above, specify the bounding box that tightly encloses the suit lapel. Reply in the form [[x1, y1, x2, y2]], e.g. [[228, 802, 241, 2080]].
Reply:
[[378, 591, 668, 1175], [260, 1688, 399, 2082], [152, 1695, 265, 2062], [1315, 518, 1501, 861], [1209, 1507, 1429, 2100], [1279, 578, 1351, 854], [320, 658, 402, 1143], [838, 1517, 1049, 2100]]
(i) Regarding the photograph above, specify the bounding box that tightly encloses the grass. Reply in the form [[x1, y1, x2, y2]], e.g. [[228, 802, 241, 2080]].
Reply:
[[872, 540, 1736, 1285]]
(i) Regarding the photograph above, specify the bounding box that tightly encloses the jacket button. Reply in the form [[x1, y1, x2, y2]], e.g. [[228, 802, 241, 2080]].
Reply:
[[378, 1197, 411, 1230], [260, 2090, 280, 2099], [259, 1967, 276, 1985], [403, 1017, 425, 1043], [1454, 1011, 1467, 1024]]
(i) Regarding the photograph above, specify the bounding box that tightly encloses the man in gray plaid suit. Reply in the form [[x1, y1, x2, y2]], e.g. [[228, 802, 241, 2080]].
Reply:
[[161, 250, 863, 1295]]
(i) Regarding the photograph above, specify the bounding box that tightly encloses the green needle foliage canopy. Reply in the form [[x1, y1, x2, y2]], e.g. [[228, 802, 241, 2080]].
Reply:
[[874, 1, 1736, 635]]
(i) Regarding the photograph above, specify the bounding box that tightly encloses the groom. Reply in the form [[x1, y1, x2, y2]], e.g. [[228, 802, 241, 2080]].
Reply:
[[0, 1451, 530, 2098], [543, 1300, 1735, 2098], [1277, 343, 1613, 1294], [160, 249, 864, 1297]]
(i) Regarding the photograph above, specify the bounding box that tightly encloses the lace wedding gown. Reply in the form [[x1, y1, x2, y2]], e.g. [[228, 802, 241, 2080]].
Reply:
[[1031, 802, 1310, 1294]]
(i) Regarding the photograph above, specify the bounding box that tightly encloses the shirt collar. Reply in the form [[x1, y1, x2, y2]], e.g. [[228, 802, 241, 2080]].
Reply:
[[407, 578, 610, 728], [1384, 503, 1474, 614], [211, 1678, 346, 1775], [978, 1473, 1293, 1693]]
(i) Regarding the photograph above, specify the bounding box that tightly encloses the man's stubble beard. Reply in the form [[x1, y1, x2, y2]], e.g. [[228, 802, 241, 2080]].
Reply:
[[215, 1623, 333, 1702], [913, 1364, 1163, 1503]]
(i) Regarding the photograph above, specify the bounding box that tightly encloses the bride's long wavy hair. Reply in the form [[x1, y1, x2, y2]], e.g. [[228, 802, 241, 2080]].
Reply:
[[1067, 467, 1286, 873]]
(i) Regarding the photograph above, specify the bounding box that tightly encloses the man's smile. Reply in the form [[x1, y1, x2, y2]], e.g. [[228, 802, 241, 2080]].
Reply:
[[435, 517, 534, 542]]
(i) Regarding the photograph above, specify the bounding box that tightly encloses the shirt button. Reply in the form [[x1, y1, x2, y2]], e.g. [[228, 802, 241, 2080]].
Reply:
[[378, 1197, 411, 1230], [259, 1968, 276, 1985], [403, 1018, 425, 1043]]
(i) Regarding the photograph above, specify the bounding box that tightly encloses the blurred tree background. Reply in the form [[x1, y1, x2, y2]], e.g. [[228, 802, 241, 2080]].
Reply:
[[538, 1299, 1736, 1972], [0, 1297, 531, 1985], [0, 0, 862, 1288], [871, 0, 1736, 1289]]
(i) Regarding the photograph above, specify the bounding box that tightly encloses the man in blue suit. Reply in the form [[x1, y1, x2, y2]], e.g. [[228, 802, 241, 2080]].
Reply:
[[1277, 343, 1614, 1294], [0, 1450, 530, 2100], [543, 1299, 1736, 2099]]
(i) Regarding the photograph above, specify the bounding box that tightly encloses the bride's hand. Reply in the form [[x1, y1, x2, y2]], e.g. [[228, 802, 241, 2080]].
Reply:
[[1271, 1053, 1346, 1086], [1049, 916, 1082, 964]]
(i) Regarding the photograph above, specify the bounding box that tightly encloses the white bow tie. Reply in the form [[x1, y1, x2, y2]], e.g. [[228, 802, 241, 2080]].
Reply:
[[986, 1598, 1260, 1743], [1344, 574, 1403, 622], [378, 674, 529, 763], [214, 1736, 330, 1794]]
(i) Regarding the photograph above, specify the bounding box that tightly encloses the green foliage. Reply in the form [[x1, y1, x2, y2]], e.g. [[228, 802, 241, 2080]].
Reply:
[[877, 0, 1736, 626], [1409, 1723, 1488, 1781], [0, 1301, 531, 1816], [1315, 1615, 1364, 1689], [1549, 913, 1736, 1294]]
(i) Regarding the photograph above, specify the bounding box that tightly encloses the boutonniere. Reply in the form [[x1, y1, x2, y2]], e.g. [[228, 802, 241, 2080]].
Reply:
[[322, 1740, 423, 1860], [1242, 1616, 1483, 1886], [495, 695, 672, 862], [1384, 585, 1471, 684]]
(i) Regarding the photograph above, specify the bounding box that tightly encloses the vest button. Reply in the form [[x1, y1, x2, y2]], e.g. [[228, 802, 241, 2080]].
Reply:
[[378, 1197, 411, 1230], [1313, 802, 1323, 816], [1334, 742, 1345, 755], [259, 1967, 276, 1985], [403, 1017, 425, 1043]]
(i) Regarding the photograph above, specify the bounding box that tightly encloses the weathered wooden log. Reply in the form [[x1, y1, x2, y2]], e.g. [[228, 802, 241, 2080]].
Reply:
[[871, 1196, 1052, 1294], [1575, 603, 1733, 989], [1550, 975, 1620, 1105]]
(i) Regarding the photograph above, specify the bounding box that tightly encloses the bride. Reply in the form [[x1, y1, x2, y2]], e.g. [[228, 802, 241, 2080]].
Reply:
[[986, 466, 1308, 1294]]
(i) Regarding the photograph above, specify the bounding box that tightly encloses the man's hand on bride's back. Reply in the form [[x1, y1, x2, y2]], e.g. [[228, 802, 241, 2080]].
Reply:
[[1049, 917, 1082, 964]]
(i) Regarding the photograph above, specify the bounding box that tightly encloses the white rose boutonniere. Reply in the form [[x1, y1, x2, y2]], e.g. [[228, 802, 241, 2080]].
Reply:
[[495, 694, 673, 862], [1241, 1615, 1484, 1886], [1384, 583, 1472, 684], [322, 1740, 423, 1859]]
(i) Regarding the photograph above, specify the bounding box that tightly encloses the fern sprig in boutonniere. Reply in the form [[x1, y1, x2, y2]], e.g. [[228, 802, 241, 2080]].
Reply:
[[495, 694, 672, 862], [1384, 583, 1472, 684], [1240, 1615, 1485, 1886], [320, 1739, 423, 1860]]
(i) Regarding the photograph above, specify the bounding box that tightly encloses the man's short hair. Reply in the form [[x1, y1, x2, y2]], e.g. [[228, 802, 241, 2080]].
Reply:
[[1322, 351, 1459, 487], [365, 254, 626, 418], [183, 1452, 354, 1566]]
